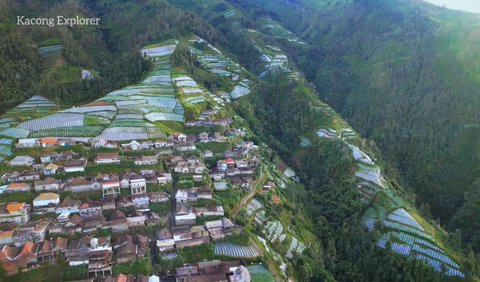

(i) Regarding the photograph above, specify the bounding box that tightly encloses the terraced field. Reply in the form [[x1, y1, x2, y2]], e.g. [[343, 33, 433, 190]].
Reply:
[[234, 161, 313, 278], [377, 208, 463, 277], [255, 45, 299, 80], [307, 115, 464, 277], [316, 122, 464, 277], [188, 36, 242, 77], [4, 42, 183, 142], [172, 74, 208, 120], [214, 243, 260, 258], [186, 36, 252, 101], [238, 16, 467, 277], [38, 44, 64, 69], [0, 95, 59, 163], [0, 38, 256, 156], [261, 220, 306, 259]]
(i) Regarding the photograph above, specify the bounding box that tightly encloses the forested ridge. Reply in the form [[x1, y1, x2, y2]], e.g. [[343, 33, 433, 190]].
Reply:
[[235, 76, 455, 281], [165, 1, 479, 279], [179, 41, 450, 279], [228, 0, 480, 254]]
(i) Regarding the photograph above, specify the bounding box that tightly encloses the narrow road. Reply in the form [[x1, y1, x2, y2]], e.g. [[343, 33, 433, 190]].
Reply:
[[229, 170, 265, 219], [170, 181, 178, 227]]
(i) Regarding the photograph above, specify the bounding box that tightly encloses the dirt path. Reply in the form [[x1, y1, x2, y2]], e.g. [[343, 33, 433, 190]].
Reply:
[[229, 168, 285, 281], [229, 170, 265, 219], [251, 238, 284, 282]]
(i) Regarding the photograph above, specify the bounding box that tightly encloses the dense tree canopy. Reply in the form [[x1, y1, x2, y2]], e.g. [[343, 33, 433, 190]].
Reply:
[[228, 0, 480, 255]]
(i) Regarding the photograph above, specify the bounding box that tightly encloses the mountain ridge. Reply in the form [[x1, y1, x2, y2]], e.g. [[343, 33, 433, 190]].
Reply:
[[167, 0, 472, 279], [0, 0, 478, 280], [229, 0, 480, 248]]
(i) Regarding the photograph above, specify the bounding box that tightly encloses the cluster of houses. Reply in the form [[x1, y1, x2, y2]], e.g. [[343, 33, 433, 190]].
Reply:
[[47, 197, 167, 235], [8, 152, 89, 175], [6, 130, 258, 188], [0, 209, 249, 278], [0, 217, 52, 245], [67, 234, 149, 277], [0, 234, 149, 277], [91, 131, 231, 153], [97, 259, 251, 282], [173, 185, 225, 226], [209, 154, 259, 192], [225, 141, 258, 157], [7, 155, 87, 175], [15, 137, 76, 148], [14, 130, 233, 151], [154, 156, 246, 257], [0, 239, 67, 276], [8, 151, 154, 176], [185, 118, 232, 127], [156, 218, 242, 252], [0, 192, 167, 242], [0, 127, 265, 279], [0, 189, 167, 277], [0, 164, 174, 277], [1, 169, 172, 198], [170, 260, 251, 281], [214, 157, 257, 178], [170, 155, 207, 175]]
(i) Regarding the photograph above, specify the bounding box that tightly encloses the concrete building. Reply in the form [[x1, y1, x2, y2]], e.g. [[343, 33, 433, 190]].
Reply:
[[33, 193, 60, 207]]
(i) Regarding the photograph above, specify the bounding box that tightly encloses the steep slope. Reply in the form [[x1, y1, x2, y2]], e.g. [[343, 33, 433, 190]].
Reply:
[[167, 0, 471, 280], [6, 28, 454, 280], [0, 0, 476, 280], [175, 37, 327, 281], [0, 36, 325, 281], [229, 0, 480, 252]]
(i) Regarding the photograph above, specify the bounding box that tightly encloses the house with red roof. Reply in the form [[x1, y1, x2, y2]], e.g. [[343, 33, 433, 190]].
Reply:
[[0, 241, 38, 276], [6, 182, 31, 193], [40, 138, 58, 148]]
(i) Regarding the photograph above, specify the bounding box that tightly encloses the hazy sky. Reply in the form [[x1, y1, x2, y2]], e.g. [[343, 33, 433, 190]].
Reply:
[[423, 0, 480, 14]]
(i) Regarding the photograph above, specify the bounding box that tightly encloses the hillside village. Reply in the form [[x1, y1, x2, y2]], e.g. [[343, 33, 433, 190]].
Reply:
[[3, 0, 480, 280], [0, 127, 271, 280], [0, 8, 468, 280], [0, 38, 308, 281]]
